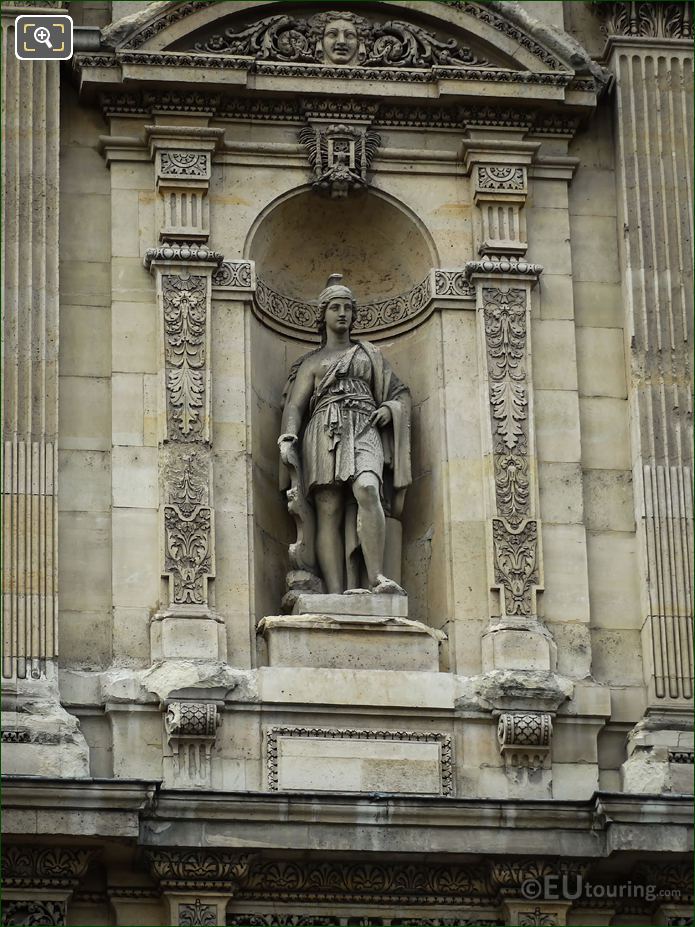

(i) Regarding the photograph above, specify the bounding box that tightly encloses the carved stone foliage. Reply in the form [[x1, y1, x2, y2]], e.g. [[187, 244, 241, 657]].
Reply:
[[237, 858, 491, 906], [492, 518, 539, 617], [194, 11, 486, 68], [162, 274, 207, 441], [147, 849, 252, 891], [2, 846, 91, 890], [164, 504, 212, 605], [483, 287, 529, 461], [516, 908, 558, 927], [490, 860, 588, 898], [298, 123, 380, 198], [497, 712, 553, 769], [595, 2, 694, 38], [1, 901, 66, 926], [160, 152, 209, 178], [266, 726, 453, 796], [163, 449, 210, 513], [178, 899, 217, 926], [477, 167, 526, 193]]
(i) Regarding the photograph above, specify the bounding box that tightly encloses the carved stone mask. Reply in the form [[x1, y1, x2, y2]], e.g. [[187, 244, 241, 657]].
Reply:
[[321, 17, 360, 64]]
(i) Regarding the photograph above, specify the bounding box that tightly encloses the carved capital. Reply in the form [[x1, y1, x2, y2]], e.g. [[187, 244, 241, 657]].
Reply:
[[147, 849, 252, 892], [594, 2, 693, 39], [2, 846, 92, 891], [497, 712, 553, 769]]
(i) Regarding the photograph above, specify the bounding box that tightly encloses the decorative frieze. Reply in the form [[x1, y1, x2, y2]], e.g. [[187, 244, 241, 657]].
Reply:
[[212, 261, 255, 291], [497, 712, 553, 769], [298, 122, 381, 198], [2, 846, 92, 890]]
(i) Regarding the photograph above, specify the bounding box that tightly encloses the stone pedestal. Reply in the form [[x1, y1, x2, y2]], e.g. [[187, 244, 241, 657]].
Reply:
[[259, 594, 444, 671]]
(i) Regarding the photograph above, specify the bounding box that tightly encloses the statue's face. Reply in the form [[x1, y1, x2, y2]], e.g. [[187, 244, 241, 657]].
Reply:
[[324, 297, 354, 333], [322, 18, 359, 64]]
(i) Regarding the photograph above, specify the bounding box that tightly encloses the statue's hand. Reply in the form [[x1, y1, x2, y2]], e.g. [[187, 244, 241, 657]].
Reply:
[[369, 406, 392, 428], [278, 433, 298, 466]]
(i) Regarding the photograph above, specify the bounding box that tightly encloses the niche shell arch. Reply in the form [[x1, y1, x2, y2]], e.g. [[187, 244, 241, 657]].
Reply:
[[245, 186, 440, 342]]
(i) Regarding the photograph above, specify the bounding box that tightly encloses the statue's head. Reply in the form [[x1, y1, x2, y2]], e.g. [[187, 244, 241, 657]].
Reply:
[[309, 11, 368, 65], [317, 274, 356, 342]]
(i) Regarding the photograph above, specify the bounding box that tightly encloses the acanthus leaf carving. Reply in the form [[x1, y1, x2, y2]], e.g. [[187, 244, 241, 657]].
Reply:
[[178, 899, 217, 927], [147, 849, 252, 891], [164, 504, 212, 606], [1, 901, 66, 926], [162, 274, 208, 441], [492, 517, 539, 617], [594, 1, 694, 38], [160, 151, 209, 178], [483, 287, 528, 456]]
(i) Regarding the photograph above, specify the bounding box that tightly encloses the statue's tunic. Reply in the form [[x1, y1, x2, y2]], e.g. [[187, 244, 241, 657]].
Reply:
[[303, 343, 384, 494]]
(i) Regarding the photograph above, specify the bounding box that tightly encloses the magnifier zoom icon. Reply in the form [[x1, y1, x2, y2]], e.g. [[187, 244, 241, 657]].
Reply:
[[34, 26, 53, 48]]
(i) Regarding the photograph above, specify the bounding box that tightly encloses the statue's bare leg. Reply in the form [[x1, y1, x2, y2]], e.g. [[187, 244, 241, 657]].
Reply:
[[352, 473, 406, 595], [314, 486, 345, 594]]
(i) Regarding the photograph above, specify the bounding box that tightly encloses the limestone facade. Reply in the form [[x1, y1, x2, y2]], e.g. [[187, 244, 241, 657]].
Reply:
[[1, 1, 692, 925]]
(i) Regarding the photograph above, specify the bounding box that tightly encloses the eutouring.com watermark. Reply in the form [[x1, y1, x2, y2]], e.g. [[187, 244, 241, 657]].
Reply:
[[520, 875, 682, 904]]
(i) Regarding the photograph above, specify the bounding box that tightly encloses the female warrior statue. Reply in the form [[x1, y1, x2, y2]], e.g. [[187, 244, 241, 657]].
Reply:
[[279, 275, 411, 597]]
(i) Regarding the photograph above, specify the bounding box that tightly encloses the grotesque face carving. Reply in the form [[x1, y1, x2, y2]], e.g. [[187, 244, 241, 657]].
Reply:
[[321, 17, 360, 64]]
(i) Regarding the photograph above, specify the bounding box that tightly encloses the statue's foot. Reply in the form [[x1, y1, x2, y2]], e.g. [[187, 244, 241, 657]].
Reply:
[[371, 574, 406, 596], [344, 587, 371, 595]]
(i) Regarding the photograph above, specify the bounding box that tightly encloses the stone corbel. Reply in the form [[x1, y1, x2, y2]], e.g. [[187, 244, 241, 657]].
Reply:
[[146, 126, 224, 243], [461, 136, 539, 257], [497, 711, 553, 770], [163, 699, 222, 788]]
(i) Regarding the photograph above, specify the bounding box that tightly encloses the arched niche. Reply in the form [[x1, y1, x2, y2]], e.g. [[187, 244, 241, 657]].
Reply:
[[247, 185, 446, 638], [246, 186, 438, 306]]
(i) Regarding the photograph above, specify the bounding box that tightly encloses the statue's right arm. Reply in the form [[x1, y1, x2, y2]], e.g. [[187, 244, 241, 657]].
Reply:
[[281, 359, 315, 442]]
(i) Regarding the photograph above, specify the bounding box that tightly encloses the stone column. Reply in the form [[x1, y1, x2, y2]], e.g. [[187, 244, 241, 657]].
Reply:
[[595, 1, 694, 790], [0, 2, 88, 775]]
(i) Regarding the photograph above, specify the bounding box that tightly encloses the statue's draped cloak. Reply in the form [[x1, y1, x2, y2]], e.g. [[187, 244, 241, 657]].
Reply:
[[279, 340, 412, 496]]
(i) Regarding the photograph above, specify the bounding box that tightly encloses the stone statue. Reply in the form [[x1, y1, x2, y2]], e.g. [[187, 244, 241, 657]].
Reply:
[[279, 275, 412, 598]]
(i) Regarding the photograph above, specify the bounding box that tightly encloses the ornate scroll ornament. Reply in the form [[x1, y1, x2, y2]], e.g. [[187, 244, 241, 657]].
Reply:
[[147, 849, 252, 891], [299, 123, 381, 198], [162, 274, 207, 441], [497, 712, 553, 769], [164, 504, 212, 605], [160, 152, 209, 178], [594, 1, 694, 38], [212, 261, 254, 289], [194, 11, 486, 68], [178, 900, 217, 927], [434, 270, 475, 299], [492, 517, 539, 617], [164, 449, 209, 512], [477, 166, 526, 193], [2, 847, 92, 889], [266, 726, 453, 796], [1, 901, 66, 926]]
